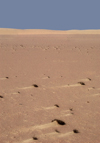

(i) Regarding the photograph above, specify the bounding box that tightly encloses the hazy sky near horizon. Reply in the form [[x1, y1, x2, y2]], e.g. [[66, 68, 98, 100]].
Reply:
[[0, 0, 100, 30]]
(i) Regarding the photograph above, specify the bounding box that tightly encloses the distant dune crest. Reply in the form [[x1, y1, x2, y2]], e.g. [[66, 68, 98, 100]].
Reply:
[[0, 28, 100, 34]]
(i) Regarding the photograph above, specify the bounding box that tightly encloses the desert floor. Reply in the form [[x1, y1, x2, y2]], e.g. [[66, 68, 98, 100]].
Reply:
[[0, 32, 100, 143]]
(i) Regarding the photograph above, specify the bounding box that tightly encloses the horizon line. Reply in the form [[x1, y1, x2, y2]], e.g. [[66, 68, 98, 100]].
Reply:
[[0, 28, 100, 34]]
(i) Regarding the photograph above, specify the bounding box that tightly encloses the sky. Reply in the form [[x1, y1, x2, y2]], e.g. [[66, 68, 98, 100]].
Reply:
[[0, 0, 100, 30]]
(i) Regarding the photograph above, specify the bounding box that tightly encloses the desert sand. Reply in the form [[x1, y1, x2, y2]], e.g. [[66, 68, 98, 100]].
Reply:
[[0, 29, 100, 143]]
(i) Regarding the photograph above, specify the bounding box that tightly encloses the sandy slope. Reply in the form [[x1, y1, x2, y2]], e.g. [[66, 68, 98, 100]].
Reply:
[[0, 30, 100, 143], [0, 28, 100, 34]]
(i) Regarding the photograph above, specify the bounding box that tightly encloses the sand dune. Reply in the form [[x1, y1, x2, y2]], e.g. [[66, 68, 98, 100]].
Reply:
[[0, 29, 100, 143], [0, 28, 100, 35]]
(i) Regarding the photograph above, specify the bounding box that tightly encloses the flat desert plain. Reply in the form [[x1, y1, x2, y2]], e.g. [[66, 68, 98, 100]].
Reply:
[[0, 29, 100, 143]]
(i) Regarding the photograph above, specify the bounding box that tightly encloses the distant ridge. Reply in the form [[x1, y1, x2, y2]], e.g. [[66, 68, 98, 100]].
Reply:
[[0, 28, 100, 35]]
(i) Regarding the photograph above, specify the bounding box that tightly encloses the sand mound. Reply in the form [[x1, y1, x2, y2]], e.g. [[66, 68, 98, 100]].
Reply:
[[0, 28, 100, 35]]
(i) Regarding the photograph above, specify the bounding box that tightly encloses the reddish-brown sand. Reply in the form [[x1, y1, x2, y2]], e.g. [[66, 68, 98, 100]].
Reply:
[[0, 29, 100, 143]]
